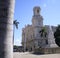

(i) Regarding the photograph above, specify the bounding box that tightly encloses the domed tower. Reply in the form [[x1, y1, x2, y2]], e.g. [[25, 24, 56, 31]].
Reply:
[[32, 6, 43, 47], [32, 6, 43, 38], [32, 6, 43, 27], [33, 6, 40, 16]]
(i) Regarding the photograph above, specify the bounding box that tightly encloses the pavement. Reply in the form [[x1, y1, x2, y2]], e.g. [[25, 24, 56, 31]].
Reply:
[[13, 52, 60, 58]]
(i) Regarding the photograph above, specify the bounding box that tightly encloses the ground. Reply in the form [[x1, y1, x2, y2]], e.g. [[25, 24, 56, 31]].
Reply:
[[13, 52, 60, 58]]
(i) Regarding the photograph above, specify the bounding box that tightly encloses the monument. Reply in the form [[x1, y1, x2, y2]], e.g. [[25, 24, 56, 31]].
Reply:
[[22, 6, 60, 53]]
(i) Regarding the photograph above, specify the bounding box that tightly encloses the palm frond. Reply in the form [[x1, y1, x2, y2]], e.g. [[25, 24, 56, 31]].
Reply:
[[39, 27, 47, 37], [13, 20, 19, 29]]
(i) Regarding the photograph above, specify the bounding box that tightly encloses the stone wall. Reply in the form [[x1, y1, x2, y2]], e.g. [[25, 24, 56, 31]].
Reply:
[[43, 47, 60, 54], [34, 47, 60, 54]]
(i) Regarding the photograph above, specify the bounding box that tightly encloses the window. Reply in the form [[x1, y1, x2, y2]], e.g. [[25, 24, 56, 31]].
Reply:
[[46, 39, 48, 44], [37, 9, 39, 13]]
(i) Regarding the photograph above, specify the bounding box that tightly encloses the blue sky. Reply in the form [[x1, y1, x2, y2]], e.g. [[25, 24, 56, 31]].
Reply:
[[14, 0, 60, 46]]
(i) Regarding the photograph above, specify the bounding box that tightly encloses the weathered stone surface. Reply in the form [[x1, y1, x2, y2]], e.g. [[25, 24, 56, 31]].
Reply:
[[33, 47, 60, 54], [22, 6, 59, 53]]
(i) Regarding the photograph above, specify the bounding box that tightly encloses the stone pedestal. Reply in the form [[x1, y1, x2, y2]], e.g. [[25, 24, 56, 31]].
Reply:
[[34, 47, 60, 54]]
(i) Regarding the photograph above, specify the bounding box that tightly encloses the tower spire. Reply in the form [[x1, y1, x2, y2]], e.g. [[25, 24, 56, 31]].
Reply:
[[32, 6, 43, 27], [33, 6, 41, 16]]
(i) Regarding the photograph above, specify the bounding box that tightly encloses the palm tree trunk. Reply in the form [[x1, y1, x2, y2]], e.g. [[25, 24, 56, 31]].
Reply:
[[0, 0, 15, 58], [13, 25, 15, 45]]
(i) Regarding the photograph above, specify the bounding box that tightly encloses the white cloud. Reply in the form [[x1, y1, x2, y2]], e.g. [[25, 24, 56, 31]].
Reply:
[[14, 39, 21, 46]]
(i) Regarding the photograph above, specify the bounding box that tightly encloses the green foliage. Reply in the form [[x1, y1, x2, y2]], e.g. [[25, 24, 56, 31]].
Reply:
[[54, 25, 60, 47], [13, 45, 23, 52], [14, 45, 19, 49], [13, 20, 19, 29], [39, 27, 47, 37]]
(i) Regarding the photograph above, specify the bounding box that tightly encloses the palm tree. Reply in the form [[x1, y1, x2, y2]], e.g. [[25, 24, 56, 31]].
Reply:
[[39, 27, 48, 45], [13, 20, 19, 44], [0, 0, 15, 58], [39, 27, 47, 37], [13, 20, 19, 29]]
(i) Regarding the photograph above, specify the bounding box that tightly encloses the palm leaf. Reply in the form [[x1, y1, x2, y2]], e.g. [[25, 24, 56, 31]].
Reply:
[[13, 20, 19, 29]]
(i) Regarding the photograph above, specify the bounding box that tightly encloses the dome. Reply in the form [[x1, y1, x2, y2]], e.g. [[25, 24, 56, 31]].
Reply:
[[33, 6, 41, 15]]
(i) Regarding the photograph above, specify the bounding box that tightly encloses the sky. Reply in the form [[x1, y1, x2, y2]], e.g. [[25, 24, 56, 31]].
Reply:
[[14, 0, 60, 46]]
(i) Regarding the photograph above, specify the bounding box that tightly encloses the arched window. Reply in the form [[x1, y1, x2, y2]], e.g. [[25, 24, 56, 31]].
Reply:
[[37, 9, 39, 13]]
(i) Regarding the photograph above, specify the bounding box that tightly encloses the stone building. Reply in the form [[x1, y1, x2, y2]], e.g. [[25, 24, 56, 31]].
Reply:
[[22, 6, 58, 52]]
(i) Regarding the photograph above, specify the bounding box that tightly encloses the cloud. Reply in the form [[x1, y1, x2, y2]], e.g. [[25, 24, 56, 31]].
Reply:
[[14, 39, 21, 46]]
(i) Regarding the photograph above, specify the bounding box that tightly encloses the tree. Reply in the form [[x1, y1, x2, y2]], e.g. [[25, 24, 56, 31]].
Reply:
[[39, 27, 47, 37], [39, 27, 48, 44], [0, 0, 15, 58], [39, 27, 48, 46], [54, 25, 60, 47], [13, 20, 19, 29], [13, 20, 19, 44]]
